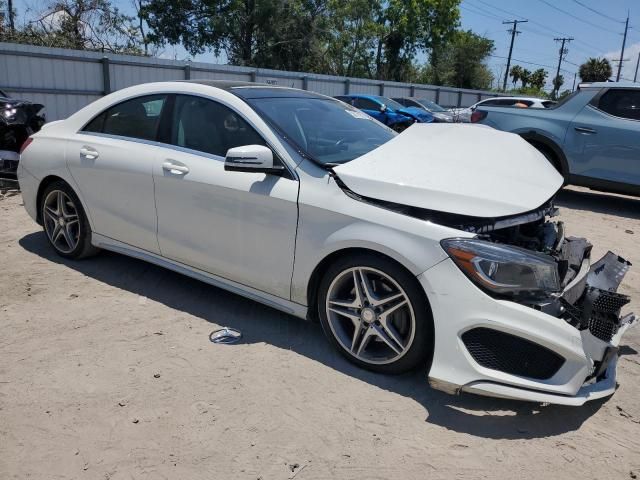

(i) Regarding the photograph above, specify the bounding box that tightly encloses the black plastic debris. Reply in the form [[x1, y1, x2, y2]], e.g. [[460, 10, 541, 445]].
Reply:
[[209, 327, 242, 344]]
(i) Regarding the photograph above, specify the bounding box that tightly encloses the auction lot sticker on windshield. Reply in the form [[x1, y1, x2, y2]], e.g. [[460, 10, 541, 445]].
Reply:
[[345, 109, 371, 120]]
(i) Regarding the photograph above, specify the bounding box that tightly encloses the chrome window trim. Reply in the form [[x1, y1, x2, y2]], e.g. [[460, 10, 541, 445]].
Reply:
[[77, 89, 300, 174], [77, 131, 299, 180]]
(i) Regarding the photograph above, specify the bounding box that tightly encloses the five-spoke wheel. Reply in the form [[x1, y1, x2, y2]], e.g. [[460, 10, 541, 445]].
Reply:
[[318, 254, 433, 374], [43, 189, 80, 254], [40, 181, 99, 259]]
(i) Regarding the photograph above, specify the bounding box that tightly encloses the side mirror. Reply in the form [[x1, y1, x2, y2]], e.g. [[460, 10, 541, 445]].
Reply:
[[379, 103, 388, 113], [224, 145, 284, 175]]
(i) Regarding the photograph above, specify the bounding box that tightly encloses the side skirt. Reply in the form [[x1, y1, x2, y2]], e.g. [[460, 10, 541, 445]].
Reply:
[[569, 174, 640, 197], [91, 233, 309, 320]]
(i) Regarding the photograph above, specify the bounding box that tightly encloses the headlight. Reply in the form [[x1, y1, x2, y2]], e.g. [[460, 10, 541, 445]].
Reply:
[[441, 238, 560, 296]]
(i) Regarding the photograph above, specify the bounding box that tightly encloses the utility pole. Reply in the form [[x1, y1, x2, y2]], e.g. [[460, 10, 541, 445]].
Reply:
[[553, 37, 573, 98], [7, 0, 14, 33], [617, 14, 629, 81], [572, 72, 577, 91], [634, 52, 639, 83], [502, 19, 528, 91]]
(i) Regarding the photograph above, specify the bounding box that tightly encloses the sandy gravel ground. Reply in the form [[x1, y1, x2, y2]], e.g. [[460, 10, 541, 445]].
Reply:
[[1, 186, 639, 480]]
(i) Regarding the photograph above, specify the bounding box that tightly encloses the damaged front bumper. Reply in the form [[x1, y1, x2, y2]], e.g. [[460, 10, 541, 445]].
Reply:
[[421, 247, 636, 406]]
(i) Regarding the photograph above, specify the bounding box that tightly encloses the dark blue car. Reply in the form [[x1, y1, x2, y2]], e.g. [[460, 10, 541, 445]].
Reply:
[[334, 94, 434, 131]]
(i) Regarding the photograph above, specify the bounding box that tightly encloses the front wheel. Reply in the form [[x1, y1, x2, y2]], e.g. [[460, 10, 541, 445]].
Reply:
[[317, 253, 434, 374]]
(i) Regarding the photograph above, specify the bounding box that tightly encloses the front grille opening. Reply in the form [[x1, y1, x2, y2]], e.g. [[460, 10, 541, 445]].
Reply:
[[461, 327, 565, 380]]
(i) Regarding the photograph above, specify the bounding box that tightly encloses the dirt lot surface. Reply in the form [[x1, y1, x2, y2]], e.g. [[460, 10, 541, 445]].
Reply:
[[1, 186, 639, 480]]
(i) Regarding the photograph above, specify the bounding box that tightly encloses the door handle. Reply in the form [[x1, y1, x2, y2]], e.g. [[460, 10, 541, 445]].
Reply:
[[79, 146, 99, 160], [162, 161, 190, 175], [574, 126, 597, 134]]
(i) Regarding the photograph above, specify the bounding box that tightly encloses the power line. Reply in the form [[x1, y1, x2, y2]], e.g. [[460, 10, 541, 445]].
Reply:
[[536, 0, 619, 35], [571, 0, 625, 24], [469, 0, 606, 53], [460, 5, 502, 22], [490, 54, 575, 74]]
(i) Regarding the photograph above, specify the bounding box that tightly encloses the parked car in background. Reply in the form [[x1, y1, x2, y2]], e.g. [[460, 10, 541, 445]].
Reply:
[[18, 81, 636, 406], [392, 97, 455, 123], [335, 94, 433, 131], [453, 96, 555, 123], [474, 82, 640, 196], [0, 89, 46, 183]]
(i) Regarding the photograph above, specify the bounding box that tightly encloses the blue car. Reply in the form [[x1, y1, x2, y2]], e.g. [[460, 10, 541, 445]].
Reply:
[[334, 94, 433, 131], [474, 82, 640, 196]]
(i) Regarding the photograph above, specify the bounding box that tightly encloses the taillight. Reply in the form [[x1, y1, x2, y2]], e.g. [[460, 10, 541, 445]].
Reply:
[[470, 110, 487, 123], [19, 137, 33, 155]]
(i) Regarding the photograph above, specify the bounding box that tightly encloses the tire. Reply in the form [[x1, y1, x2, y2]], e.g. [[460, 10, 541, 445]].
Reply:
[[40, 180, 99, 259], [317, 253, 434, 375], [527, 140, 563, 177]]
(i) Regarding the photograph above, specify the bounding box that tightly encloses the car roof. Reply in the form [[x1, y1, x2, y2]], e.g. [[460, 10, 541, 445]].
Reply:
[[480, 96, 546, 102], [186, 79, 328, 99], [579, 81, 640, 89]]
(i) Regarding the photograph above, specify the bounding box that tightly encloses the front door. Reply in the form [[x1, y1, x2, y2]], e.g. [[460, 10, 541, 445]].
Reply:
[[153, 94, 299, 299], [566, 88, 640, 186]]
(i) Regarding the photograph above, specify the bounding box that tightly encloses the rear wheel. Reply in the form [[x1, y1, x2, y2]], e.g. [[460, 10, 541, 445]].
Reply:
[[317, 253, 434, 374], [40, 181, 99, 259]]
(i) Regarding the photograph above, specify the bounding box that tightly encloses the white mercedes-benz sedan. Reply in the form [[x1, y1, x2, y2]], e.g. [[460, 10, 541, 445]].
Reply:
[[18, 81, 636, 405]]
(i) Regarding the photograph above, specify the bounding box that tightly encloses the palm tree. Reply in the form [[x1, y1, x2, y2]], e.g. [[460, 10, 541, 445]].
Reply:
[[579, 58, 613, 82], [552, 75, 564, 99], [510, 65, 522, 87], [529, 68, 547, 90], [520, 68, 531, 88]]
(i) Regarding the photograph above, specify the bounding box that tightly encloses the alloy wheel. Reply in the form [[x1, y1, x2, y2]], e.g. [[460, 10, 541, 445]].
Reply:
[[43, 190, 80, 254], [325, 267, 416, 365]]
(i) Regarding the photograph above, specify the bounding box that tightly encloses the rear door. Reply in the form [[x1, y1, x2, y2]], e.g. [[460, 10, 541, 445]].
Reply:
[[67, 94, 168, 253], [566, 88, 640, 186]]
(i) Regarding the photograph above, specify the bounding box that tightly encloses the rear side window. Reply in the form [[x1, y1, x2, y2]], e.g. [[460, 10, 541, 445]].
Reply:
[[83, 95, 167, 141], [170, 95, 266, 157], [596, 89, 640, 120]]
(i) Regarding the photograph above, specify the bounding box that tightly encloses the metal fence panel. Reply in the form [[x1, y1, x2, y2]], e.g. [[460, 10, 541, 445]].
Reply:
[[0, 42, 503, 120]]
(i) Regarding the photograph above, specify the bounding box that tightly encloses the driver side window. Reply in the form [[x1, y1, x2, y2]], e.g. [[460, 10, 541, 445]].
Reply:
[[170, 95, 266, 157]]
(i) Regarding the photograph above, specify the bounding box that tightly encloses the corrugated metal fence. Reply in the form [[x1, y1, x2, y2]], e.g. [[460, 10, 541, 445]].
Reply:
[[0, 42, 501, 121]]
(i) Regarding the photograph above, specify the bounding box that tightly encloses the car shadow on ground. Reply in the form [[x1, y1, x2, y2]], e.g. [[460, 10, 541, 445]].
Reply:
[[20, 231, 609, 440], [556, 188, 640, 220]]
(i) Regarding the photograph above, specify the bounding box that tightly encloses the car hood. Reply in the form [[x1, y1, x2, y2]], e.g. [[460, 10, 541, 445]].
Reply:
[[333, 124, 564, 218], [398, 107, 433, 123]]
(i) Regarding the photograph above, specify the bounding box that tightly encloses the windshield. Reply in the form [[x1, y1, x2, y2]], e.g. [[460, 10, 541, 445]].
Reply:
[[416, 99, 446, 112], [248, 97, 396, 165], [373, 96, 406, 111]]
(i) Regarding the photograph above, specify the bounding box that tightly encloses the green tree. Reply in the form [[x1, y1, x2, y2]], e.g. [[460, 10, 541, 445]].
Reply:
[[143, 0, 330, 70], [579, 57, 612, 82], [509, 65, 522, 87], [373, 0, 460, 82], [519, 68, 531, 88], [1, 0, 143, 53], [422, 29, 493, 89], [529, 68, 547, 90], [322, 0, 379, 77]]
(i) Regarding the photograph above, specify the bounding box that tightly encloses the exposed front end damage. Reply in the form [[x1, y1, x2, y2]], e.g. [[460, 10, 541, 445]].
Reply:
[[432, 203, 636, 405], [338, 177, 636, 405]]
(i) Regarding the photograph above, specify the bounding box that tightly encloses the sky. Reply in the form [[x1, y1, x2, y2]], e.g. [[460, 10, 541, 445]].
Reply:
[[9, 0, 640, 92]]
